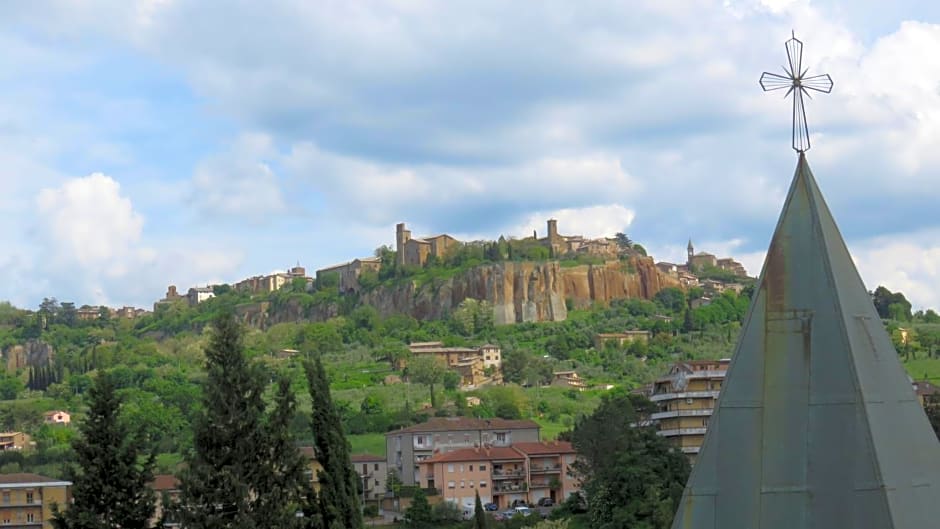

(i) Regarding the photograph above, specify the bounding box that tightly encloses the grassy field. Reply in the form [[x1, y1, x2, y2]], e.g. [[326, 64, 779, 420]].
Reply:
[[348, 432, 387, 456], [903, 357, 940, 382]]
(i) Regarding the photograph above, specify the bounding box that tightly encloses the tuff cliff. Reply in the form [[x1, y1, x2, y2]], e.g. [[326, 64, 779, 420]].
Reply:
[[235, 257, 677, 327], [360, 257, 678, 325]]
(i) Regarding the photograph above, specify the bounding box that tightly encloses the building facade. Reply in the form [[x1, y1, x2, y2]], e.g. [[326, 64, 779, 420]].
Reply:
[[42, 411, 70, 425], [351, 454, 388, 500], [0, 473, 71, 529], [406, 342, 502, 387], [0, 433, 30, 451], [418, 441, 579, 510], [648, 359, 730, 462], [316, 257, 381, 293], [396, 223, 460, 267], [386, 417, 540, 486]]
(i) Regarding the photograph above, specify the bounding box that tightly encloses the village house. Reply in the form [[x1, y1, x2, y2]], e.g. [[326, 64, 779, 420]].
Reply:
[[405, 342, 502, 388], [647, 359, 730, 463], [418, 441, 580, 510], [153, 285, 184, 312], [684, 239, 748, 277], [0, 473, 71, 529], [42, 411, 70, 425], [186, 286, 215, 306], [149, 474, 181, 528], [386, 417, 541, 486], [593, 331, 651, 350], [0, 432, 31, 451], [550, 371, 587, 391]]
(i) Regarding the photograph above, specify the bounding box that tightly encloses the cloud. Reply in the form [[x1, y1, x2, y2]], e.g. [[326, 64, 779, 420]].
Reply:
[[189, 133, 288, 221], [851, 230, 940, 311], [36, 173, 145, 273], [513, 205, 637, 240]]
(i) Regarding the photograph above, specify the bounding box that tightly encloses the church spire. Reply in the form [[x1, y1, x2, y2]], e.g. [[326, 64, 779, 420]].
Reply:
[[669, 154, 940, 529]]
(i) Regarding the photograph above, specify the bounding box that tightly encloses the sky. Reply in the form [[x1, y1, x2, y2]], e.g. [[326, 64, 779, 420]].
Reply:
[[2, 0, 940, 310]]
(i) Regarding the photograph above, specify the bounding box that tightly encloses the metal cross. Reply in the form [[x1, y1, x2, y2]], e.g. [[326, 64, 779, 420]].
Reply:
[[760, 32, 833, 153]]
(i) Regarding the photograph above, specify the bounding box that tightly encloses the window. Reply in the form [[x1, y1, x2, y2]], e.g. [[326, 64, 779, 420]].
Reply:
[[1, 492, 8, 504], [479, 481, 487, 488], [469, 480, 475, 488], [469, 465, 473, 471], [26, 514, 34, 523], [374, 463, 379, 471], [448, 464, 455, 473], [460, 481, 465, 488], [25, 492, 33, 504], [479, 465, 487, 471], [374, 479, 380, 487], [459, 464, 464, 472], [448, 481, 456, 489], [495, 432, 507, 443]]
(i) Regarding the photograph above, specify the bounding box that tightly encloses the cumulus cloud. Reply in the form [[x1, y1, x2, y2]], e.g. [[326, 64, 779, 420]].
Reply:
[[36, 173, 145, 272]]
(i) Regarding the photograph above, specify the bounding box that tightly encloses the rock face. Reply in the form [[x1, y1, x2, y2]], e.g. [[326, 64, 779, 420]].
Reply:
[[362, 257, 678, 325], [234, 257, 678, 328], [3, 340, 55, 372]]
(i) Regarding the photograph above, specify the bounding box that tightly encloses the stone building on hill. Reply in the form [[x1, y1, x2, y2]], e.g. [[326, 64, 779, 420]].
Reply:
[[235, 265, 311, 294], [406, 342, 502, 388], [396, 223, 460, 267], [685, 239, 747, 277], [316, 257, 382, 293]]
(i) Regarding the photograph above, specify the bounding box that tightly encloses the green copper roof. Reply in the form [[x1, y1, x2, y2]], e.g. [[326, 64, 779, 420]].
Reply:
[[671, 154, 940, 529]]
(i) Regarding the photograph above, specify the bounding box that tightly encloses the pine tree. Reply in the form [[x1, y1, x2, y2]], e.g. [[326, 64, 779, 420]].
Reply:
[[305, 357, 362, 529], [51, 372, 156, 529], [473, 490, 487, 529], [178, 312, 268, 529]]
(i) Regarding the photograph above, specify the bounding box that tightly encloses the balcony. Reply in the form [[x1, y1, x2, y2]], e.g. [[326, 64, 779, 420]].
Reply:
[[0, 501, 42, 508], [650, 409, 713, 420], [529, 481, 552, 489], [649, 391, 719, 403], [657, 370, 726, 383], [492, 482, 527, 494], [657, 427, 707, 437], [529, 465, 561, 474], [492, 469, 525, 479]]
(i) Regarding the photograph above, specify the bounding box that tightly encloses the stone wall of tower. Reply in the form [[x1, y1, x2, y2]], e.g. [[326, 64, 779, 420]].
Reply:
[[396, 223, 411, 266]]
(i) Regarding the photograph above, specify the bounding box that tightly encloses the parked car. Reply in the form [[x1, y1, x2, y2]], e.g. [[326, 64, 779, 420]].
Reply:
[[484, 502, 498, 511], [537, 497, 555, 507], [514, 506, 534, 517], [498, 510, 517, 521]]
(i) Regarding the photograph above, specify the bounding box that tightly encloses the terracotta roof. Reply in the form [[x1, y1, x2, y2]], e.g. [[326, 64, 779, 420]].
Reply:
[[150, 474, 180, 491], [387, 417, 540, 435], [299, 446, 316, 459], [512, 441, 576, 456], [0, 473, 62, 484], [422, 446, 524, 463], [351, 454, 385, 463]]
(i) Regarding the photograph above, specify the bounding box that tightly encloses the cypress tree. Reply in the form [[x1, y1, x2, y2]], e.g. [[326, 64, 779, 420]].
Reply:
[[178, 312, 268, 529], [254, 375, 310, 528], [51, 372, 156, 529], [305, 357, 362, 529], [473, 490, 487, 529]]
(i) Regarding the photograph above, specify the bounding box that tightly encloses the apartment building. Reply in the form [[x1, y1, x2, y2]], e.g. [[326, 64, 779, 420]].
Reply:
[[0, 473, 71, 529], [649, 359, 730, 462], [386, 417, 540, 486], [351, 454, 387, 500], [418, 441, 579, 510]]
